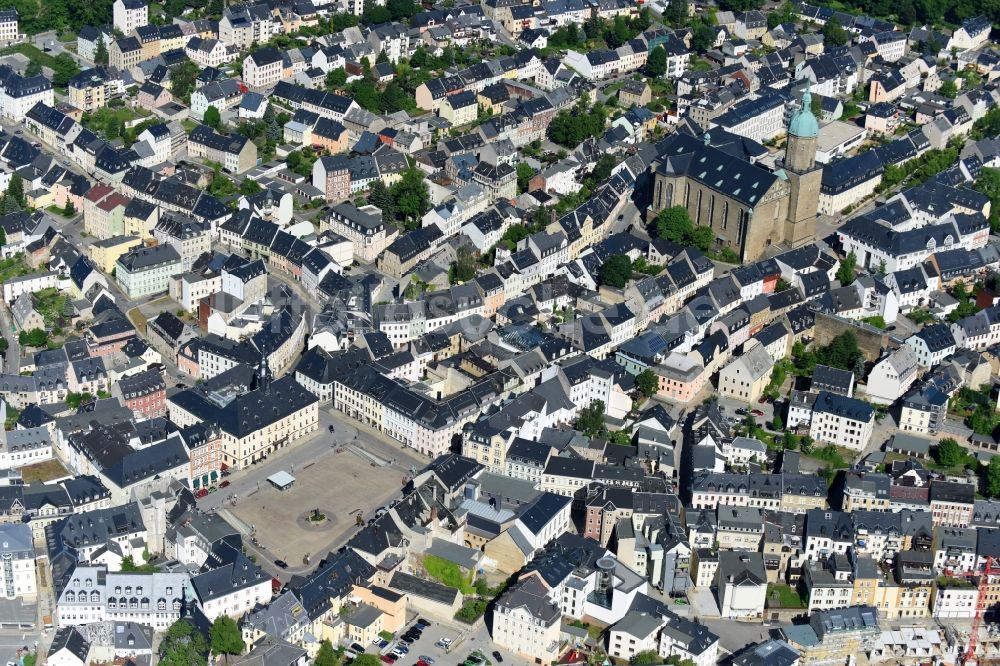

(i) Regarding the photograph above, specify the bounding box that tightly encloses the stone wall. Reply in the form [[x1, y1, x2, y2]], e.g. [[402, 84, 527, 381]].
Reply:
[[813, 312, 890, 362]]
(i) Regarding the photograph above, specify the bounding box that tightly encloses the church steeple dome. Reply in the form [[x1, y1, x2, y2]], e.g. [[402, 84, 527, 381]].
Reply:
[[789, 87, 819, 138]]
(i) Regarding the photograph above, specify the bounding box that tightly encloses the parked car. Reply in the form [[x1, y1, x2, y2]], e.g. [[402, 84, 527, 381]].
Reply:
[[418, 657, 434, 664], [195, 488, 209, 499], [492, 652, 503, 663], [274, 559, 288, 569], [416, 618, 431, 627], [380, 656, 395, 664], [351, 643, 366, 653], [751, 409, 765, 417], [220, 480, 231, 488]]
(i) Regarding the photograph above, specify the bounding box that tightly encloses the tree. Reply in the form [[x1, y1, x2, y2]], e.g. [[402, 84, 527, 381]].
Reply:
[[631, 651, 662, 665], [351, 655, 381, 666], [547, 100, 607, 148], [240, 179, 263, 196], [203, 105, 221, 130], [51, 53, 80, 88], [968, 403, 997, 437], [654, 206, 714, 252], [516, 162, 535, 194], [159, 619, 209, 666], [210, 616, 244, 656], [95, 35, 109, 65], [64, 391, 93, 409], [656, 206, 693, 243], [836, 251, 857, 284], [822, 18, 849, 46], [988, 455, 1000, 498], [975, 167, 1000, 232], [18, 328, 47, 347], [25, 59, 42, 77], [369, 180, 395, 219], [664, 0, 687, 25], [313, 640, 339, 666], [590, 154, 616, 184], [690, 22, 716, 52], [935, 438, 966, 467], [939, 78, 958, 99], [381, 81, 413, 113], [169, 60, 200, 103], [600, 254, 632, 288], [326, 67, 347, 90], [6, 173, 25, 209], [64, 199, 75, 216], [391, 168, 430, 229], [899, 0, 917, 24], [646, 45, 667, 76], [636, 369, 659, 397], [449, 244, 477, 284], [576, 400, 605, 438]]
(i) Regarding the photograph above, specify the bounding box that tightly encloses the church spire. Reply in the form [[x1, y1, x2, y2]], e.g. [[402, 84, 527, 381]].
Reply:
[[256, 342, 271, 393]]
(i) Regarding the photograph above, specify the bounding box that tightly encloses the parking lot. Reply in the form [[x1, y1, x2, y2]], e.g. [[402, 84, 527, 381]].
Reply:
[[351, 617, 531, 666], [228, 448, 407, 571]]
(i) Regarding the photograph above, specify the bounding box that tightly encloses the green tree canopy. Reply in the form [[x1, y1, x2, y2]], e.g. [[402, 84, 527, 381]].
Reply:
[[159, 619, 209, 666], [449, 245, 477, 284], [547, 101, 607, 148], [646, 45, 667, 76], [313, 640, 340, 666], [655, 206, 714, 252], [631, 651, 662, 665], [391, 168, 430, 229], [576, 400, 606, 438], [18, 328, 47, 347], [988, 455, 1000, 497], [836, 251, 857, 284], [203, 105, 221, 130], [935, 438, 966, 467], [636, 369, 659, 397], [369, 180, 395, 220], [600, 254, 633, 288], [516, 162, 535, 194], [210, 616, 244, 656], [95, 36, 109, 65], [351, 655, 381, 666], [822, 18, 849, 46]]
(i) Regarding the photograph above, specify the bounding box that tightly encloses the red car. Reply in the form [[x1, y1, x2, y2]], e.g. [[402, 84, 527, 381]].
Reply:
[[751, 409, 765, 417], [220, 480, 231, 488], [195, 488, 209, 499], [380, 656, 395, 664], [417, 661, 430, 666]]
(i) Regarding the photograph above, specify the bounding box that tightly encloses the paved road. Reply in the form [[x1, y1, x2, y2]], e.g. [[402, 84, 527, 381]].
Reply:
[[0, 629, 40, 666], [0, 303, 20, 374]]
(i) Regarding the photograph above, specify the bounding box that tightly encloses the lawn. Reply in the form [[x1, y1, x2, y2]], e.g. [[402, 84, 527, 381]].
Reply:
[[33, 287, 69, 327], [423, 554, 474, 594], [766, 583, 806, 608], [20, 459, 70, 482], [0, 44, 60, 69], [803, 444, 853, 470], [0, 256, 32, 283], [82, 106, 151, 142]]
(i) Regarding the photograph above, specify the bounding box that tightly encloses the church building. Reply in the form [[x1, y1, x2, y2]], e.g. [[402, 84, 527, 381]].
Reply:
[[649, 90, 821, 262]]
